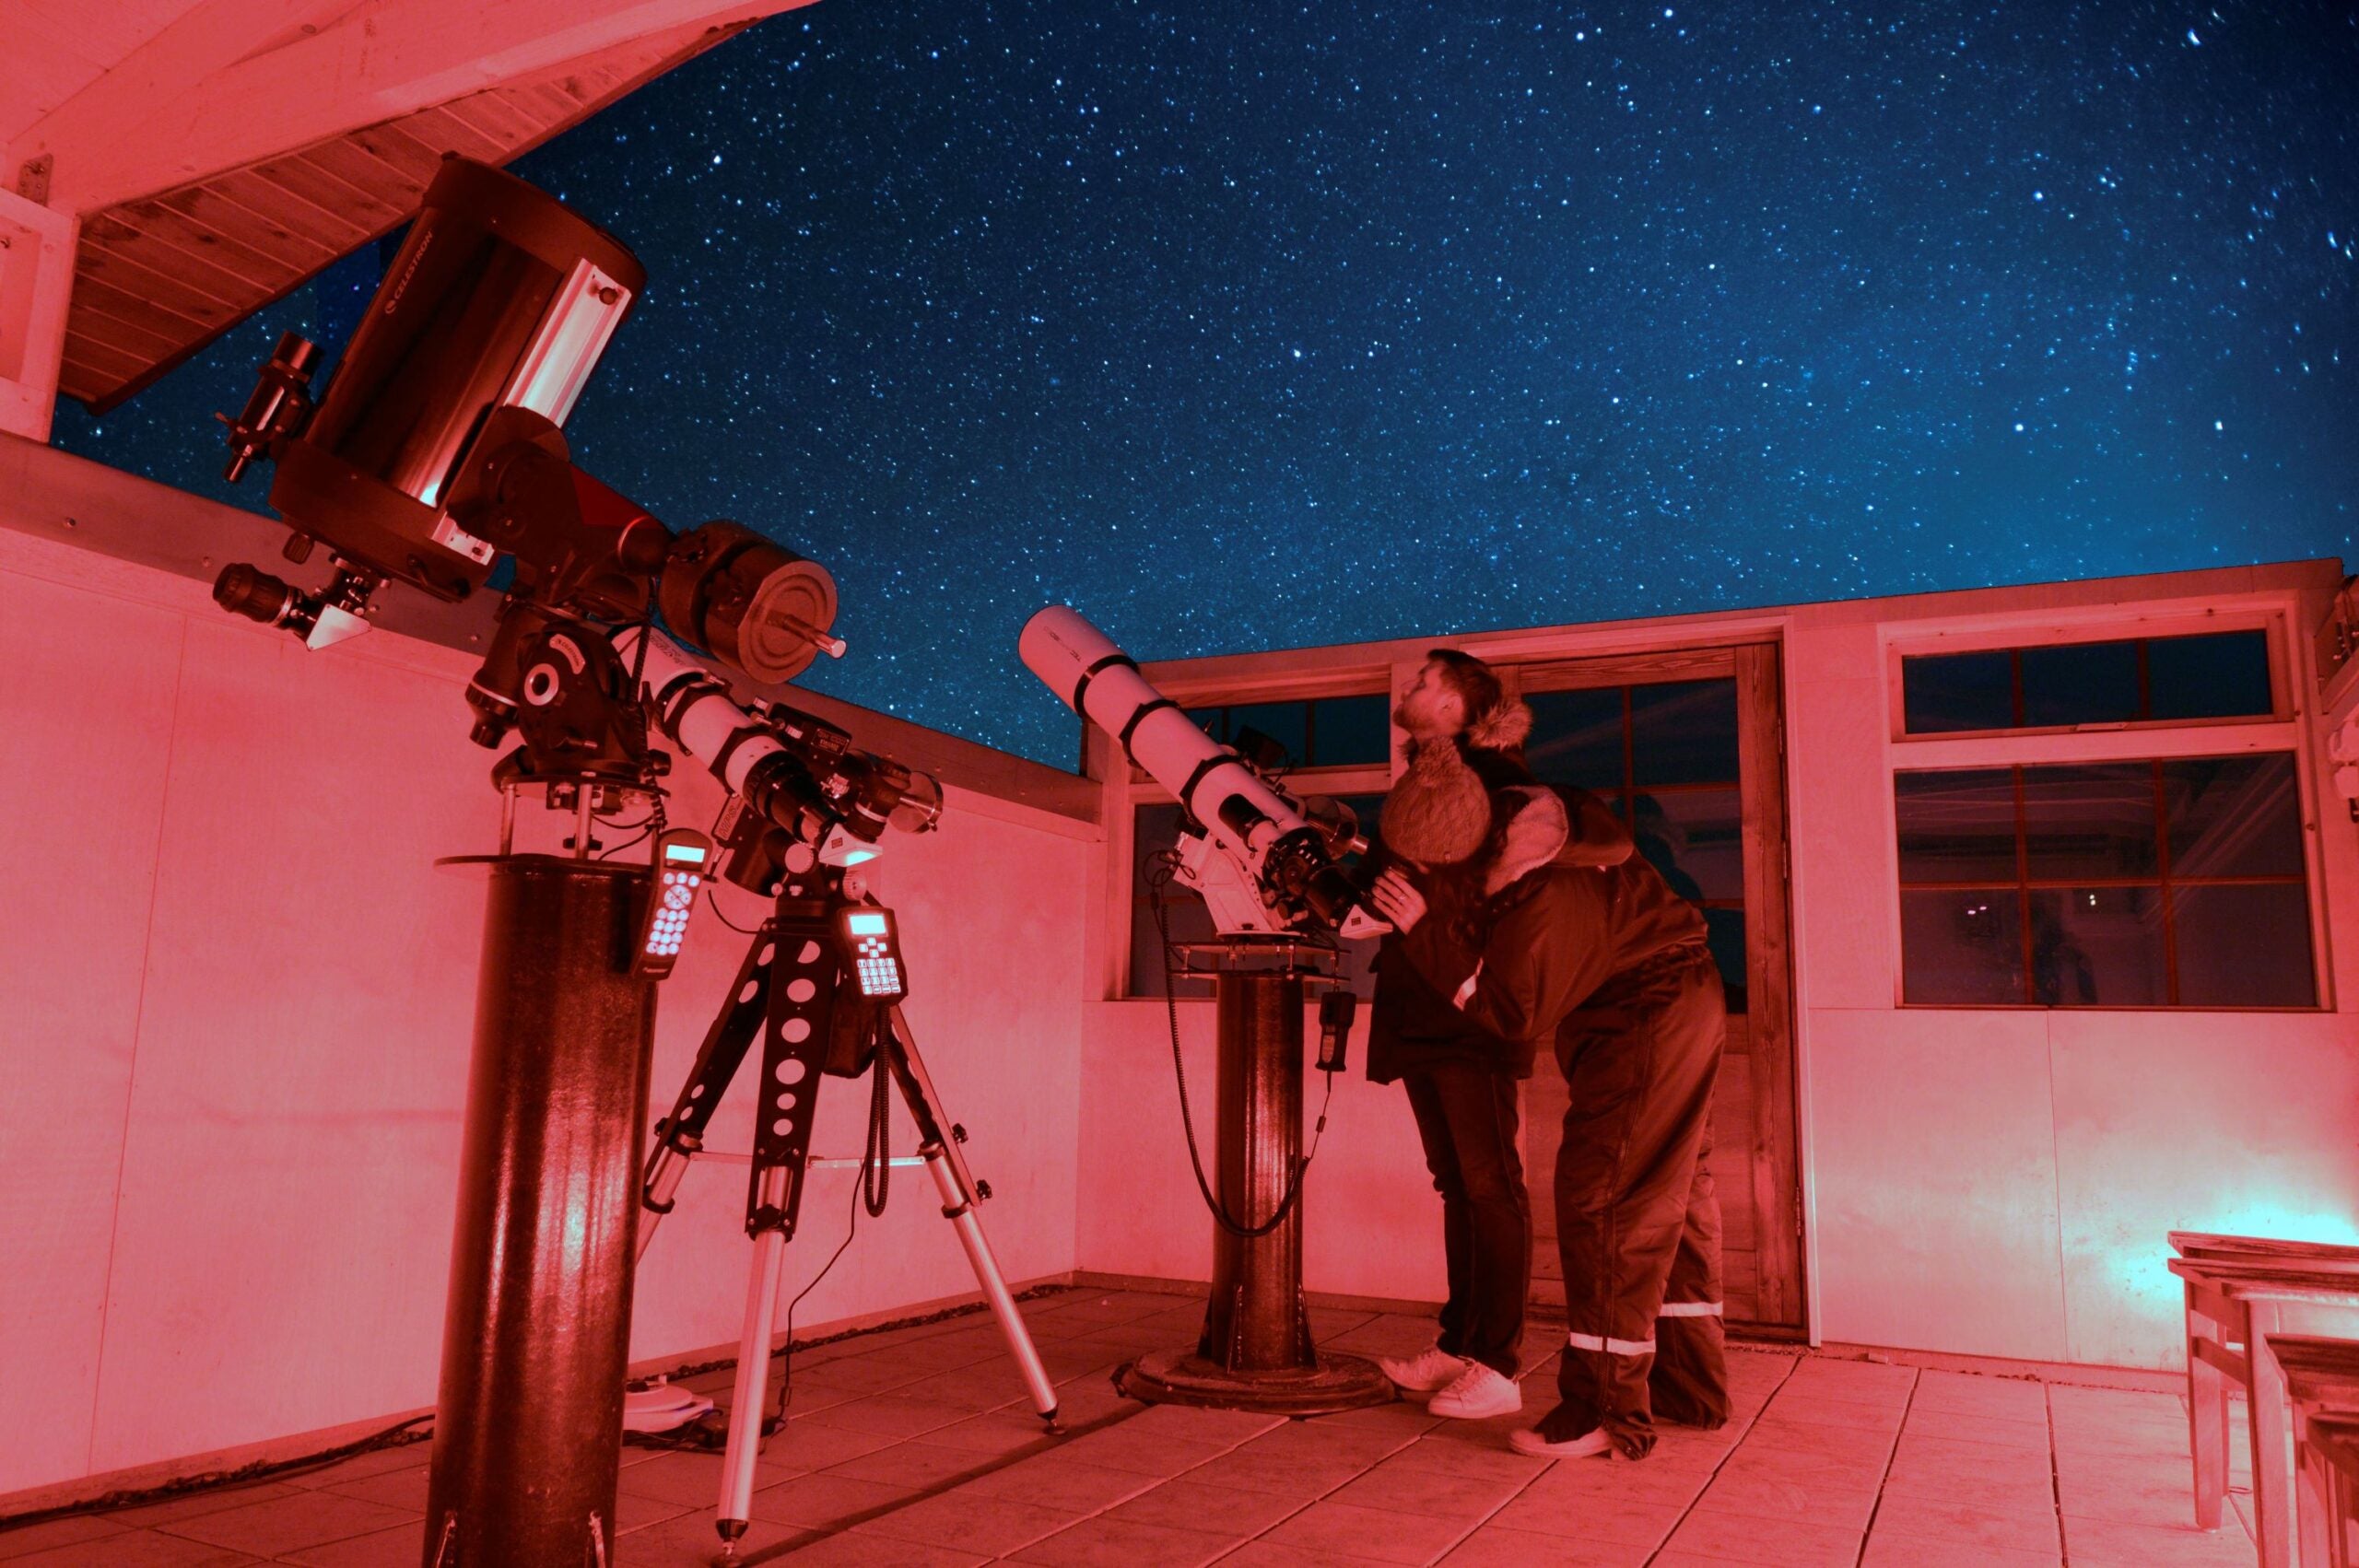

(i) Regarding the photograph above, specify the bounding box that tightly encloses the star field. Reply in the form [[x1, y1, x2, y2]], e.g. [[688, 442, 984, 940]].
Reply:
[[55, 1, 2359, 766]]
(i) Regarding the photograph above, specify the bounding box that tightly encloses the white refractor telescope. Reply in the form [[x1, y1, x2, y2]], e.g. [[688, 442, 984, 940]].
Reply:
[[617, 626, 944, 871], [1021, 606, 1369, 938]]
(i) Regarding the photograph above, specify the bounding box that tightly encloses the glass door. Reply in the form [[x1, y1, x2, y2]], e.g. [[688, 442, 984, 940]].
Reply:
[[1515, 644, 1805, 1333]]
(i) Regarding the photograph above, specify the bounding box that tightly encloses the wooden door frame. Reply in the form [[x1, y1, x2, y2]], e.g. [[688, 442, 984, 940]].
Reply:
[[1505, 638, 1807, 1336], [1733, 642, 1804, 1332]]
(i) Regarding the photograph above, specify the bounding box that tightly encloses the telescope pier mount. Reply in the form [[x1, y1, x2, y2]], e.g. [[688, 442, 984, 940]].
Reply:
[[1116, 942, 1394, 1417]]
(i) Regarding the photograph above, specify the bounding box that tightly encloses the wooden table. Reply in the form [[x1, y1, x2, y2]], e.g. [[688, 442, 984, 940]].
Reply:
[[2269, 1339, 2359, 1568], [2175, 1233, 2359, 1269], [2170, 1258, 2359, 1567], [2302, 1412, 2359, 1568]]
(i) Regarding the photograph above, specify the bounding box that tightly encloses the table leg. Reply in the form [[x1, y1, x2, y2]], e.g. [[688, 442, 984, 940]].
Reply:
[[2251, 1311, 2294, 1568], [2190, 1280, 2228, 1530], [2330, 1452, 2349, 1565], [2335, 1464, 2354, 1568], [2299, 1426, 2336, 1568]]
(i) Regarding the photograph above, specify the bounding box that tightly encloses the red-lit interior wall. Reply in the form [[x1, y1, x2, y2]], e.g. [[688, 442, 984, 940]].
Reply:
[[1079, 568, 2359, 1371], [0, 496, 1093, 1499]]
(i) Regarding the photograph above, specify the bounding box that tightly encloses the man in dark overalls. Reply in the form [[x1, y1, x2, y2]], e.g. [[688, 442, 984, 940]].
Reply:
[[1370, 773, 1730, 1459]]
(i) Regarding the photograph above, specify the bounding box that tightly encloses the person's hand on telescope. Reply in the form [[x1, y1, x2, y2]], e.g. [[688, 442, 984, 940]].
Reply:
[[1368, 869, 1428, 934]]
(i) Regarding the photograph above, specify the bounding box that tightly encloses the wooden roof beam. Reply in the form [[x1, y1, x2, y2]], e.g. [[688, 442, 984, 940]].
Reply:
[[14, 0, 812, 216]]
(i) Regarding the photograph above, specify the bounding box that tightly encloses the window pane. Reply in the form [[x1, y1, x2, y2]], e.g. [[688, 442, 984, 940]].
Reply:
[[1308, 695, 1391, 766], [1226, 701, 1308, 768], [1132, 894, 1215, 999], [2165, 754, 2304, 879], [2021, 764, 2158, 880], [1903, 650, 2015, 733], [1630, 680, 1740, 785], [1901, 888, 2026, 1004], [1525, 687, 1626, 791], [1324, 792, 1390, 855], [1131, 804, 1214, 998], [1187, 708, 1226, 742], [1630, 787, 1744, 902], [1704, 907, 1748, 1014], [1328, 790, 1388, 885], [2028, 888, 2165, 1006], [2020, 640, 2142, 728], [2149, 630, 2272, 720], [1895, 769, 2018, 882], [1134, 802, 1187, 862], [2173, 884, 2317, 1007]]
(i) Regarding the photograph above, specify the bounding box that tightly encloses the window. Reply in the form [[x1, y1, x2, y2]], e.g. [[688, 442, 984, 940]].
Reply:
[[1129, 793, 1387, 1000], [1526, 679, 1750, 1010], [1901, 629, 2272, 735], [1895, 754, 2315, 1007], [1183, 695, 1391, 768]]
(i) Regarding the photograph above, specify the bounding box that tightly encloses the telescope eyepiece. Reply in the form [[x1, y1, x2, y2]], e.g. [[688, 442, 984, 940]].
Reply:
[[214, 564, 305, 629]]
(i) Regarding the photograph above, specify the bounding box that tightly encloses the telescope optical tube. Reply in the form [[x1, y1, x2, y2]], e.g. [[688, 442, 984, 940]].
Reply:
[[1018, 606, 1360, 930], [619, 630, 941, 865], [266, 157, 648, 602]]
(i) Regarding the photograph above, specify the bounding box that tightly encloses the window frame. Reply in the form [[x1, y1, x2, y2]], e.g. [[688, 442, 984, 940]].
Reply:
[[1882, 608, 2330, 1012], [1884, 611, 2291, 745]]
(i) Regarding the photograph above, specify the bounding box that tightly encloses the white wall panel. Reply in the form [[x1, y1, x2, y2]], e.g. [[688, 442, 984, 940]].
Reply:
[[1802, 1008, 2069, 1361], [86, 615, 496, 1471], [1077, 999, 1448, 1305], [0, 569, 182, 1494], [2049, 1011, 2359, 1368]]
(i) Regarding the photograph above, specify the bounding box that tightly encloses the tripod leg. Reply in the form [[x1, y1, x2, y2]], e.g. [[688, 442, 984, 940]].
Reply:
[[639, 928, 779, 1259], [881, 1009, 1061, 1427], [920, 1145, 1062, 1428], [716, 1197, 789, 1551], [706, 905, 841, 1550], [636, 1139, 694, 1261]]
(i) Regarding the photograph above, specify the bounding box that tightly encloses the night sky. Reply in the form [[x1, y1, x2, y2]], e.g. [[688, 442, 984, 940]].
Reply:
[[55, 2, 2358, 766]]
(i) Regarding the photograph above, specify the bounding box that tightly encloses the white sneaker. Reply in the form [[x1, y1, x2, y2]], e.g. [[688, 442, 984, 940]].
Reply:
[[1508, 1424, 1612, 1458], [1427, 1363, 1523, 1420], [1376, 1344, 1472, 1393]]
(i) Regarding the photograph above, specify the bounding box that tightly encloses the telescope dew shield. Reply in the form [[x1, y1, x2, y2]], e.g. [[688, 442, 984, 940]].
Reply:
[[270, 157, 647, 600], [1019, 606, 1359, 929], [1018, 605, 1260, 848]]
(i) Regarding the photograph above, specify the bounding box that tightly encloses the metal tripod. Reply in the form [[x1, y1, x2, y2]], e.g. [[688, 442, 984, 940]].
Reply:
[[636, 864, 1060, 1551]]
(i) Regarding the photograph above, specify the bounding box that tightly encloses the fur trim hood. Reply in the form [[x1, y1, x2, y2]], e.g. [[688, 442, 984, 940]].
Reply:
[[1467, 697, 1533, 752], [1483, 786, 1634, 895]]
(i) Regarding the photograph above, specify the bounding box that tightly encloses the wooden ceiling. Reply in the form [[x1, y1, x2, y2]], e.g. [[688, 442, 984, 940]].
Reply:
[[56, 18, 749, 412]]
